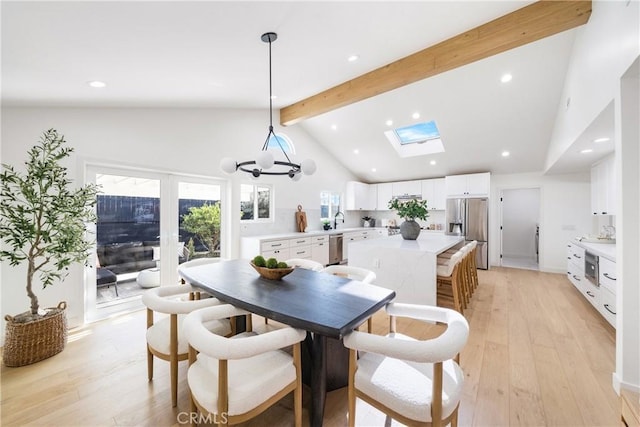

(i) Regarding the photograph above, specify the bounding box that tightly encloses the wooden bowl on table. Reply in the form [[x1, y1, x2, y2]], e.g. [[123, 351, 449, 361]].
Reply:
[[250, 262, 294, 280]]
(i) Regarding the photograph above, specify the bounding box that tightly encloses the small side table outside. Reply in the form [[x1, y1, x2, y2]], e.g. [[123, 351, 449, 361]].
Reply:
[[137, 268, 160, 288]]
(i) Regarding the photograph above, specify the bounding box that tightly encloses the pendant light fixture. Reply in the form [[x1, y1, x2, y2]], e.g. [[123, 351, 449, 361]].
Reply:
[[220, 32, 316, 180]]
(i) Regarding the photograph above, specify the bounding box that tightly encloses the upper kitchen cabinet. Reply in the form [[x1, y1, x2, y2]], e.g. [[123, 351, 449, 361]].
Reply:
[[375, 183, 393, 210], [445, 172, 490, 198], [421, 178, 446, 210], [591, 154, 616, 215], [391, 180, 422, 199], [345, 181, 375, 211]]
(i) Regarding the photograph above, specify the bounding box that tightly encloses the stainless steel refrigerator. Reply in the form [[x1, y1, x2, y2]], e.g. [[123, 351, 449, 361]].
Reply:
[[445, 198, 489, 269]]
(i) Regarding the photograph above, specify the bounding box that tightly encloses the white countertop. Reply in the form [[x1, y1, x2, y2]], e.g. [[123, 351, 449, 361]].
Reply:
[[243, 227, 385, 241], [349, 233, 464, 254], [573, 239, 616, 261]]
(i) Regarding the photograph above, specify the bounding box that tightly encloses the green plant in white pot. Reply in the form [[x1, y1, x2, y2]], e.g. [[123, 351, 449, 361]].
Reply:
[[388, 198, 429, 240], [0, 129, 99, 366]]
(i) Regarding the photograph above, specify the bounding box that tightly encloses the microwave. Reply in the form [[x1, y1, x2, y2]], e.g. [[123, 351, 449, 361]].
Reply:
[[585, 251, 599, 287]]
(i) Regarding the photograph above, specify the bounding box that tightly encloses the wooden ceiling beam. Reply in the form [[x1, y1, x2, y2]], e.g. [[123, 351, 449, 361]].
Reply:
[[280, 0, 591, 126]]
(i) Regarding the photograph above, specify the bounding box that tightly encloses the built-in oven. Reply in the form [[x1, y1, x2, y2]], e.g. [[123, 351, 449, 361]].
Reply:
[[585, 251, 599, 287]]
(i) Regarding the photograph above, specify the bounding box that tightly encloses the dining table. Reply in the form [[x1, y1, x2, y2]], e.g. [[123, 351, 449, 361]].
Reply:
[[178, 258, 396, 427]]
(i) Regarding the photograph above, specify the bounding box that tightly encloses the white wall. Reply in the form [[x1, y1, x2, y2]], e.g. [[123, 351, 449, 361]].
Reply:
[[545, 0, 640, 171], [501, 188, 540, 260], [490, 172, 591, 273], [0, 106, 358, 340]]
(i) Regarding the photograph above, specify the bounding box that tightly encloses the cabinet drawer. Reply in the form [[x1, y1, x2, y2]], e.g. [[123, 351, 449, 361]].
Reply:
[[312, 235, 328, 243], [262, 248, 290, 261], [567, 243, 585, 264], [261, 239, 290, 251], [567, 268, 584, 292], [599, 286, 616, 328], [582, 283, 599, 310], [289, 246, 311, 258], [290, 237, 311, 248], [598, 257, 617, 293]]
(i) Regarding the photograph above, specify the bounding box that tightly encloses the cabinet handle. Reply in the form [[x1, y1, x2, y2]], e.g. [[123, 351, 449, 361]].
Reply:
[[573, 254, 582, 259], [602, 212, 607, 215], [586, 291, 595, 298], [573, 275, 581, 281], [296, 240, 306, 244], [603, 273, 616, 281], [271, 243, 282, 247], [604, 304, 616, 315], [296, 251, 305, 255]]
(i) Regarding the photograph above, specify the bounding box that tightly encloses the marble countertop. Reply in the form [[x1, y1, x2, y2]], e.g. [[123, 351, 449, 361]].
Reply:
[[349, 233, 464, 254], [572, 239, 616, 261]]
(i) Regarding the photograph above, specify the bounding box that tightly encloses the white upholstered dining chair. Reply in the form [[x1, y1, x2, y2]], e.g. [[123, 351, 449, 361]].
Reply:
[[285, 258, 324, 271], [184, 304, 306, 426], [343, 303, 469, 427], [141, 285, 231, 407]]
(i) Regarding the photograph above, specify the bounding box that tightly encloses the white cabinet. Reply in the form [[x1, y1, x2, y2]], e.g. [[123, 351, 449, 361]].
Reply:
[[421, 178, 446, 210], [445, 173, 490, 198], [391, 180, 422, 198], [345, 181, 374, 210], [311, 235, 329, 266], [343, 229, 384, 261], [590, 154, 616, 215], [375, 183, 393, 210], [566, 241, 617, 329]]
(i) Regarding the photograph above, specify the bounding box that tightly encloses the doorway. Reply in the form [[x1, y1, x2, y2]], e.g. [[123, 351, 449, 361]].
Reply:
[[500, 188, 541, 271], [85, 165, 226, 321]]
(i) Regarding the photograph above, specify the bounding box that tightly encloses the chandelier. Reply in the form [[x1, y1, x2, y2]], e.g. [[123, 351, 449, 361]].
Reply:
[[220, 32, 316, 181]]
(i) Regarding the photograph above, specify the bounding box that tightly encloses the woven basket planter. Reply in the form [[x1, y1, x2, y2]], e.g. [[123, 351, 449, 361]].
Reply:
[[3, 301, 68, 367]]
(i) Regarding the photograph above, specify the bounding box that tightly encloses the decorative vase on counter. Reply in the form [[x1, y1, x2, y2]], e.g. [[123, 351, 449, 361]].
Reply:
[[400, 220, 421, 240]]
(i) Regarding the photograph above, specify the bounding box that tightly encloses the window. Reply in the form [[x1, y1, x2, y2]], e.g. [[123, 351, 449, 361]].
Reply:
[[384, 120, 445, 158], [267, 133, 295, 154], [320, 191, 341, 221], [241, 184, 273, 221]]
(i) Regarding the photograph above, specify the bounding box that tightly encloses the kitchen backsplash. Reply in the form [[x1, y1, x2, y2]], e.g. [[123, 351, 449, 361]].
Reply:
[[239, 208, 362, 237]]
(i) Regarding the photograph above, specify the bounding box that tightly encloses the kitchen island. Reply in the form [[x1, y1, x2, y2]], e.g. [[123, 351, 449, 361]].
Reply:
[[348, 233, 464, 305]]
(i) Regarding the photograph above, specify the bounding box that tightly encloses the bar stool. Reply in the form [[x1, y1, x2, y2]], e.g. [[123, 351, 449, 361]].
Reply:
[[436, 251, 465, 314]]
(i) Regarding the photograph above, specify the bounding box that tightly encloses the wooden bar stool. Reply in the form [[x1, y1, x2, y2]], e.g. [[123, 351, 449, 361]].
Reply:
[[436, 251, 465, 314]]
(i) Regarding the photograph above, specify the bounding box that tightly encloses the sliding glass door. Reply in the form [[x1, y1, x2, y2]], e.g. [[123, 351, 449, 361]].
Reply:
[[85, 165, 226, 321]]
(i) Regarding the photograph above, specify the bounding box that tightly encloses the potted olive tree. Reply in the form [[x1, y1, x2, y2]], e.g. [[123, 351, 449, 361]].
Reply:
[[388, 198, 429, 240], [0, 129, 99, 366]]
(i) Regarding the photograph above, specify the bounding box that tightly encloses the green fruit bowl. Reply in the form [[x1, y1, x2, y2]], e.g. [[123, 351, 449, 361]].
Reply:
[[250, 261, 294, 280]]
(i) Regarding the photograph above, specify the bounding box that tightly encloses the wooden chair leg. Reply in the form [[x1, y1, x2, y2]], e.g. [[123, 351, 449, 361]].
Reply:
[[367, 317, 372, 333], [147, 346, 153, 381], [293, 343, 302, 427]]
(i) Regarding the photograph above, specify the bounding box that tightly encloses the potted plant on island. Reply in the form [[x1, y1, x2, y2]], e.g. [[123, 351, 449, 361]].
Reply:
[[388, 198, 429, 240], [0, 129, 100, 367]]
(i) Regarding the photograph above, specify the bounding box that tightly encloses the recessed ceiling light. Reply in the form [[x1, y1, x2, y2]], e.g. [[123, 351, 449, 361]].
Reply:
[[353, 149, 359, 154], [270, 95, 277, 100], [371, 168, 377, 172], [501, 74, 513, 83], [594, 137, 610, 143], [347, 55, 359, 62], [331, 124, 337, 130], [412, 112, 420, 119], [430, 160, 436, 165], [88, 80, 106, 88], [501, 151, 510, 157], [581, 148, 594, 154], [385, 120, 393, 127]]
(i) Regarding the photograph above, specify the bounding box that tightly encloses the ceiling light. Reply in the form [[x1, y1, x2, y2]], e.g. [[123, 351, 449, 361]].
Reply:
[[385, 120, 393, 126], [270, 95, 277, 100], [371, 168, 377, 172], [88, 80, 106, 88], [430, 160, 436, 165], [347, 55, 359, 62], [501, 74, 513, 83], [220, 33, 316, 181], [594, 137, 610, 143], [353, 149, 359, 154], [581, 148, 594, 154], [412, 112, 420, 119], [220, 32, 315, 180], [331, 124, 337, 130], [501, 151, 510, 157]]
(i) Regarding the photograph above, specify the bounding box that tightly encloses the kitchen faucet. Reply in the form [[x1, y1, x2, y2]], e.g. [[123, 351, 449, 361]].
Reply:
[[334, 211, 345, 230]]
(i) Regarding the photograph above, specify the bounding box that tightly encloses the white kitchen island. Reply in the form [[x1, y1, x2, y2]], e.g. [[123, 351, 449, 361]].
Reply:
[[348, 233, 464, 306]]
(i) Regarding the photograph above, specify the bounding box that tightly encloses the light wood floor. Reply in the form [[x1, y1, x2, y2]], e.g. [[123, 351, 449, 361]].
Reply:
[[1, 267, 618, 426]]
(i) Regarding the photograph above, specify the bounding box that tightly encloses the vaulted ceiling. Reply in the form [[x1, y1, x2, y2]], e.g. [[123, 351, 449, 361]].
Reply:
[[2, 1, 608, 182]]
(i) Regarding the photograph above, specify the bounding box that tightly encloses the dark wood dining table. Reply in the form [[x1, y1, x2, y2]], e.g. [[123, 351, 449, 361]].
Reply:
[[178, 259, 396, 427]]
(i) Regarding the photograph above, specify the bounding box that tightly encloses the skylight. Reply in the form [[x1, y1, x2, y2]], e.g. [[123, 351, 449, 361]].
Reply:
[[384, 120, 445, 158], [394, 121, 441, 145]]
